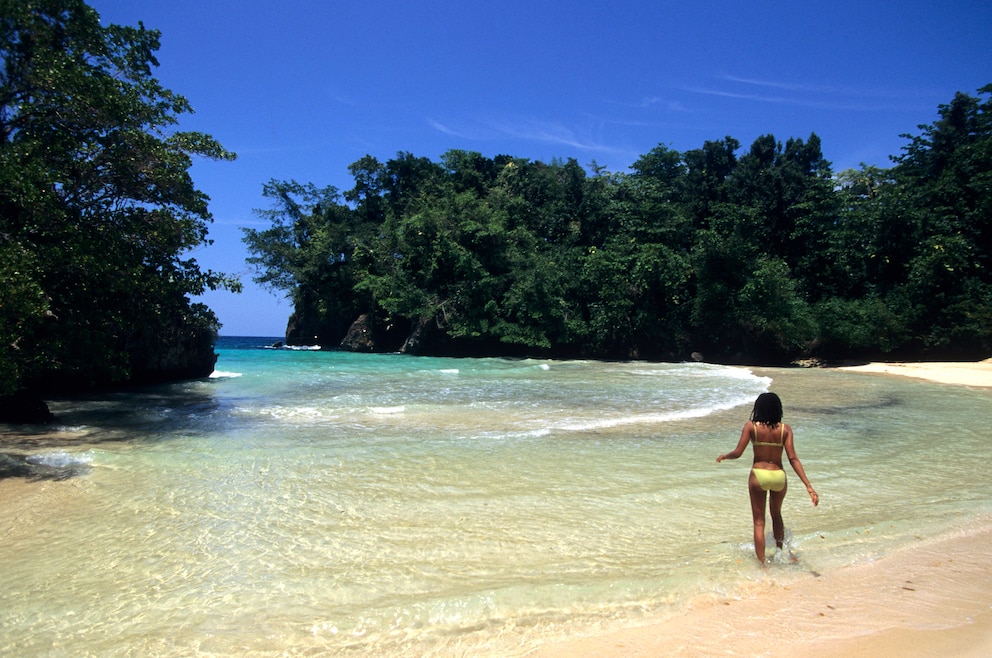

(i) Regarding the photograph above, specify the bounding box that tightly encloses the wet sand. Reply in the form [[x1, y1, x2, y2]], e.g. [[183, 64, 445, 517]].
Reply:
[[529, 522, 992, 657]]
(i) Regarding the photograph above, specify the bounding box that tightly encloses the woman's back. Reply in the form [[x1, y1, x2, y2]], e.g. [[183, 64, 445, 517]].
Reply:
[[750, 420, 789, 467]]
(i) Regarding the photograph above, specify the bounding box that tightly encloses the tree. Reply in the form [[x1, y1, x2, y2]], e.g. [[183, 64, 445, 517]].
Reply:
[[579, 240, 690, 358], [621, 144, 692, 247], [682, 136, 739, 228], [243, 180, 360, 345], [239, 85, 991, 363], [887, 85, 992, 355], [0, 0, 238, 402], [736, 257, 815, 359]]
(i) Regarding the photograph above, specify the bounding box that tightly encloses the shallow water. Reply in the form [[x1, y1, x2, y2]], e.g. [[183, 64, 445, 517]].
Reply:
[[2, 338, 991, 656]]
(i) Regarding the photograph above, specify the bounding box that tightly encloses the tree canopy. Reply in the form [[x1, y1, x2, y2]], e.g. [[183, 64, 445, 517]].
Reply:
[[1, 0, 238, 405], [246, 85, 992, 363]]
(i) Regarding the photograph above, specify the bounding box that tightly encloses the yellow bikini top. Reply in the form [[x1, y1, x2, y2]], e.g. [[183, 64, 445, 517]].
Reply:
[[752, 421, 785, 447]]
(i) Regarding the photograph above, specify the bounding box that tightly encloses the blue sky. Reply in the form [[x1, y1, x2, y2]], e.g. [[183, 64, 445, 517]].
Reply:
[[91, 0, 992, 337]]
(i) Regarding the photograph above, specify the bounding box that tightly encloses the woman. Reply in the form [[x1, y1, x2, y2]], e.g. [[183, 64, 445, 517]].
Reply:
[[717, 392, 818, 562]]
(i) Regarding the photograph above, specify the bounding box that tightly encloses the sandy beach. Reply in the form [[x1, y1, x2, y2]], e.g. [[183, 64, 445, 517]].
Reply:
[[533, 359, 992, 657], [836, 358, 992, 388]]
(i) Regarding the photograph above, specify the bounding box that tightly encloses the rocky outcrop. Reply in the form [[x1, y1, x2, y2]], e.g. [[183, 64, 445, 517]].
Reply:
[[285, 311, 324, 347], [340, 314, 377, 352], [400, 316, 441, 354], [126, 324, 218, 385]]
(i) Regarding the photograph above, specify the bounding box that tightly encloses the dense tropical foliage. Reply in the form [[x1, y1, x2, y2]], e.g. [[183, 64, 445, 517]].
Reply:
[[2, 0, 988, 428], [1, 0, 237, 413], [246, 85, 992, 363]]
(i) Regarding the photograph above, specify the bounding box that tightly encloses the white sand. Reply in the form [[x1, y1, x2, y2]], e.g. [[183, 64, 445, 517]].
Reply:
[[837, 359, 992, 387]]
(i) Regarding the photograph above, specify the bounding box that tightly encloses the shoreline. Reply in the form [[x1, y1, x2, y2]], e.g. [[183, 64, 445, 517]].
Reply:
[[530, 520, 992, 657], [529, 359, 992, 657], [834, 358, 992, 388]]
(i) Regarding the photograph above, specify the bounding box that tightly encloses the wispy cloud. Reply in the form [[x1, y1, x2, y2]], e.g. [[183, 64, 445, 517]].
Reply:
[[427, 118, 502, 142], [427, 119, 469, 138], [684, 85, 816, 106], [718, 75, 836, 95], [606, 95, 692, 112], [685, 75, 930, 112], [491, 117, 628, 155], [428, 114, 634, 158], [719, 74, 921, 100]]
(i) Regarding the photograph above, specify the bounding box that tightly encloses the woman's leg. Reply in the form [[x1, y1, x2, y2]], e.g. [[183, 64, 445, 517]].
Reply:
[[769, 480, 788, 550], [748, 470, 767, 562]]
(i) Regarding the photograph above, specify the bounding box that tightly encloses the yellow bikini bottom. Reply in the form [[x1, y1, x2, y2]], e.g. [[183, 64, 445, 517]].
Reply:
[[752, 468, 786, 492]]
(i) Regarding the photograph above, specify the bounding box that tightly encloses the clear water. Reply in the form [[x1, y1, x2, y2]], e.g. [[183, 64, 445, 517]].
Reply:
[[2, 337, 991, 656]]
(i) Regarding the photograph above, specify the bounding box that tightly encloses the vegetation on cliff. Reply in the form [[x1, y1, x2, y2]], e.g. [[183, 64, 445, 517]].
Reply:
[[245, 86, 992, 363]]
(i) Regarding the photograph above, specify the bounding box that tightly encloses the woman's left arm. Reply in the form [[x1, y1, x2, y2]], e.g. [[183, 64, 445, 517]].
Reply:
[[784, 425, 819, 506]]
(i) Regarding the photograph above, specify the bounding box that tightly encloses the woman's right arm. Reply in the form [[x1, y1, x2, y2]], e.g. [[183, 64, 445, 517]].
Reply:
[[717, 422, 752, 463]]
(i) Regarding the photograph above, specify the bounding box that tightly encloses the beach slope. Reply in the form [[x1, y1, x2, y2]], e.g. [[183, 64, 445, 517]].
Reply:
[[531, 522, 992, 657]]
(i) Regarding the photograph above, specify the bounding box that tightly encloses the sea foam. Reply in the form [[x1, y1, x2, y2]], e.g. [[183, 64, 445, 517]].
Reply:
[[555, 394, 758, 431], [27, 451, 94, 468]]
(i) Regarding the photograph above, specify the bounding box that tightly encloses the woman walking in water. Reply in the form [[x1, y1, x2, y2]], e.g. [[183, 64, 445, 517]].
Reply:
[[717, 392, 818, 562]]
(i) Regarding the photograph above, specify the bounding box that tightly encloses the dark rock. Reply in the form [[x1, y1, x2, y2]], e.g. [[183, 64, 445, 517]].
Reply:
[[401, 316, 441, 354], [340, 314, 377, 352], [0, 391, 55, 424], [127, 336, 217, 384]]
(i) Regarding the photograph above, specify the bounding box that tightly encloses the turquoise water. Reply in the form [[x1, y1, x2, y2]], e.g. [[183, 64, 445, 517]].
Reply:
[[2, 337, 992, 656]]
